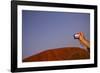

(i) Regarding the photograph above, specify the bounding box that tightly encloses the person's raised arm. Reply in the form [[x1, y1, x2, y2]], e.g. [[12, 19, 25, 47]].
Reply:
[[75, 32, 90, 52]]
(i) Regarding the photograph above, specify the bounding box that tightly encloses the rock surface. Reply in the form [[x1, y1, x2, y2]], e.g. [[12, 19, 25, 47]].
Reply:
[[23, 47, 90, 62]]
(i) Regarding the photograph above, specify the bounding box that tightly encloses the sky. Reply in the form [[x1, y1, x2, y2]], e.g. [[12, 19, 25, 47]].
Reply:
[[22, 10, 90, 59]]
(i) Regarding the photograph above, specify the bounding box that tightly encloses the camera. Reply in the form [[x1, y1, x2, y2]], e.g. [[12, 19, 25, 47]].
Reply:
[[74, 33, 80, 39]]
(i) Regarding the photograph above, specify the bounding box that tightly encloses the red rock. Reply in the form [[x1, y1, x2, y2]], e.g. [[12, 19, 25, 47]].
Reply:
[[23, 47, 90, 62]]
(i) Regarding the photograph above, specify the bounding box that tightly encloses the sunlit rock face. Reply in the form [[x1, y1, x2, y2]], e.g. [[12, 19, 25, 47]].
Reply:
[[23, 47, 90, 62]]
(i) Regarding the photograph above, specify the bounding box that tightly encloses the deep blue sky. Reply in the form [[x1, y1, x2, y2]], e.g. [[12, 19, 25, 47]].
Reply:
[[22, 10, 90, 59]]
